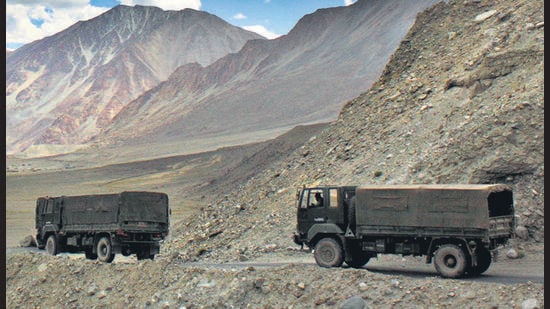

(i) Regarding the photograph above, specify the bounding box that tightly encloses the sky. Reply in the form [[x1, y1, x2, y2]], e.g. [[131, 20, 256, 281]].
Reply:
[[6, 0, 357, 50]]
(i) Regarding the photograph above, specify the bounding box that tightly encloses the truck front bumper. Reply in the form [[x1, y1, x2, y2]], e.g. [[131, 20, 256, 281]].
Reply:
[[293, 232, 306, 246]]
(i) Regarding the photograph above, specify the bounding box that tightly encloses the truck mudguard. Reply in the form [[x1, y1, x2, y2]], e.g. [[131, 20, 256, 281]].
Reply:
[[307, 223, 345, 242]]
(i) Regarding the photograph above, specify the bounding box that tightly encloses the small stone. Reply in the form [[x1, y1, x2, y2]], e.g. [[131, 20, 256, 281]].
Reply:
[[341, 296, 366, 309], [474, 10, 497, 23], [253, 278, 265, 289], [391, 279, 400, 288], [515, 225, 529, 240], [521, 298, 540, 309], [506, 248, 519, 259], [87, 284, 98, 296], [37, 263, 48, 272], [19, 235, 37, 247]]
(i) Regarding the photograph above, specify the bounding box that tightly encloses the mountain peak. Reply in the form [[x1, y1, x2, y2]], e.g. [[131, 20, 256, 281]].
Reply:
[[6, 5, 263, 155]]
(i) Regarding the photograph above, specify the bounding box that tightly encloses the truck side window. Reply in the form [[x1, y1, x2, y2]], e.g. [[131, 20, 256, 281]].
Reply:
[[46, 200, 54, 213], [309, 190, 324, 208], [329, 189, 338, 208]]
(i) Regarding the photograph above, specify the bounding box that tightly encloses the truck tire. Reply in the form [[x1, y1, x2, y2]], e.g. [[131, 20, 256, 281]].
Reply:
[[345, 242, 371, 268], [434, 244, 468, 278], [45, 235, 58, 256], [468, 247, 491, 276], [96, 237, 115, 263], [136, 250, 155, 261], [314, 238, 344, 268], [37, 237, 46, 250], [85, 248, 98, 260], [346, 253, 371, 268]]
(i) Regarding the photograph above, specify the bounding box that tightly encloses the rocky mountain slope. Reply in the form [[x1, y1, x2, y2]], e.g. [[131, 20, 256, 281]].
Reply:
[[6, 0, 544, 308], [165, 0, 544, 264], [7, 0, 439, 160], [99, 0, 440, 152], [6, 5, 263, 155]]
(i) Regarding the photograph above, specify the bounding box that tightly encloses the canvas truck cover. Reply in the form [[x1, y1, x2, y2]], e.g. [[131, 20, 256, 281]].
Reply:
[[119, 191, 169, 224], [61, 191, 169, 228], [354, 184, 513, 229], [61, 194, 120, 226]]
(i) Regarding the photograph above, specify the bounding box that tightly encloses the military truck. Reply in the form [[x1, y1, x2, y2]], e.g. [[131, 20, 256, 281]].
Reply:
[[293, 184, 515, 278], [35, 191, 170, 262]]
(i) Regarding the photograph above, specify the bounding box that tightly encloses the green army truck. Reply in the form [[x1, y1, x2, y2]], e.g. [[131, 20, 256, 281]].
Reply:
[[35, 191, 170, 262], [293, 184, 515, 278]]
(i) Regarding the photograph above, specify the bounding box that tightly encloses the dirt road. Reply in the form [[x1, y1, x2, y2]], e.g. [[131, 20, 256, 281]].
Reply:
[[8, 242, 543, 285]]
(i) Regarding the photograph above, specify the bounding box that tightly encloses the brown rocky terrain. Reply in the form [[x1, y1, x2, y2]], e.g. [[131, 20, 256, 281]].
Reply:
[[6, 0, 544, 308]]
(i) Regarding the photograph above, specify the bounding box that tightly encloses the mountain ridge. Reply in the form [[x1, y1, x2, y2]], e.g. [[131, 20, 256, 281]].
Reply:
[[98, 0, 441, 151], [6, 5, 264, 155], [7, 0, 440, 158]]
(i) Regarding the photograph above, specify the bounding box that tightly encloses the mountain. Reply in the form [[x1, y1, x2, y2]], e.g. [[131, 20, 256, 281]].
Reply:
[[6, 5, 264, 155], [99, 0, 441, 150], [6, 0, 440, 158]]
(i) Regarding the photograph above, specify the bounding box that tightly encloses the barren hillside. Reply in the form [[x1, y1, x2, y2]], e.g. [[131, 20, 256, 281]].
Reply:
[[168, 0, 544, 264], [6, 0, 544, 308]]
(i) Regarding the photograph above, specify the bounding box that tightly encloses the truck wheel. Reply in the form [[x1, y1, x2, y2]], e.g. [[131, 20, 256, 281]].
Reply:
[[137, 250, 155, 260], [434, 244, 468, 278], [45, 235, 58, 256], [345, 242, 370, 268], [96, 237, 115, 263], [37, 238, 46, 250], [469, 247, 491, 276], [347, 253, 371, 268], [85, 248, 98, 260], [314, 238, 344, 268]]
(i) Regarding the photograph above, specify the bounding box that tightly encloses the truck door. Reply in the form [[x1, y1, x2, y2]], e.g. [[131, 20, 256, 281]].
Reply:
[[42, 198, 55, 225], [297, 188, 341, 232], [36, 198, 47, 229]]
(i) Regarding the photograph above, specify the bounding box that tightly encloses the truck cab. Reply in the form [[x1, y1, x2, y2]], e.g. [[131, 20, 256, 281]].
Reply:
[[35, 197, 63, 249], [293, 186, 356, 247]]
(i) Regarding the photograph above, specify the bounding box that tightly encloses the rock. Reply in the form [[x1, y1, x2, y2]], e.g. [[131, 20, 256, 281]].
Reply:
[[506, 248, 520, 259], [37, 263, 48, 272], [97, 290, 107, 299], [19, 235, 37, 247], [391, 279, 400, 288], [253, 278, 265, 289], [197, 279, 216, 288], [521, 298, 540, 309], [341, 296, 366, 309], [515, 225, 529, 240], [87, 284, 98, 296], [474, 10, 497, 23]]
